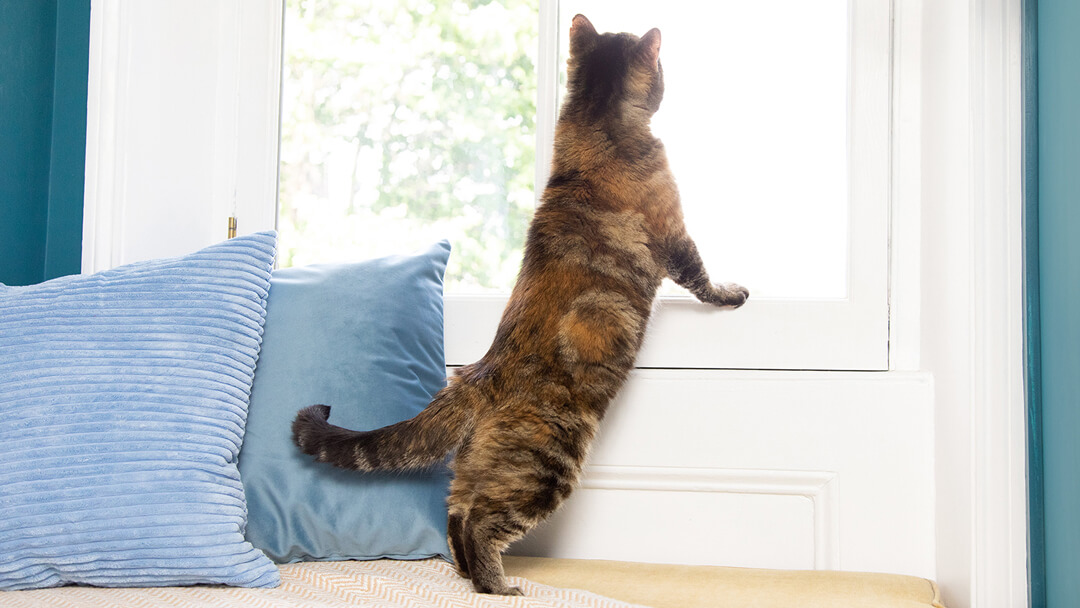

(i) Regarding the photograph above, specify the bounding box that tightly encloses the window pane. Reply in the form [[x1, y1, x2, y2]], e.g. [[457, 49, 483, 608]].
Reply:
[[560, 1, 849, 299], [278, 0, 537, 293], [281, 1, 851, 300]]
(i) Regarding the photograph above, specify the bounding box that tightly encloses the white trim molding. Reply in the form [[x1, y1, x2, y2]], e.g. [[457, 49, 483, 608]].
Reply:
[[82, 0, 128, 273], [889, 0, 924, 372], [581, 466, 841, 570], [968, 0, 1028, 606], [534, 0, 559, 208], [924, 0, 1028, 605]]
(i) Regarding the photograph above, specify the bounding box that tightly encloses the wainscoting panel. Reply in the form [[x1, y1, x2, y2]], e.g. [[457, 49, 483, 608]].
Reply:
[[513, 466, 838, 570], [510, 369, 936, 579]]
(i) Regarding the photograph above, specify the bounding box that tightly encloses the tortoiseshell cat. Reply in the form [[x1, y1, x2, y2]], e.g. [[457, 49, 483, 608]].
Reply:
[[292, 14, 748, 595]]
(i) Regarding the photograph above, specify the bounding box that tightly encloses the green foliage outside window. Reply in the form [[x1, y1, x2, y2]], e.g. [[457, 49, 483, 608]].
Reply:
[[279, 0, 538, 292]]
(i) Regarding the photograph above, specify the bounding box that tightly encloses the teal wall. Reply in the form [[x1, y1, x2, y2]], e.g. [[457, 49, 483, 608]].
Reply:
[[0, 0, 91, 286], [1035, 0, 1080, 605]]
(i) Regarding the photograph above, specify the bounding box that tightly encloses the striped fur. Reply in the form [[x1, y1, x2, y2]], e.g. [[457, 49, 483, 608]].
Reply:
[[293, 14, 748, 596]]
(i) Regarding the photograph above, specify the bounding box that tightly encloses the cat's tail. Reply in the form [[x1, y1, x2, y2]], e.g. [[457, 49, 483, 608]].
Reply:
[[291, 385, 474, 473]]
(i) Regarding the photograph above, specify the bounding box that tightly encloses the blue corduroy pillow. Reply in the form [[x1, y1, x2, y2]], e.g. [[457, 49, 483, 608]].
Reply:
[[238, 241, 452, 563], [0, 232, 281, 591]]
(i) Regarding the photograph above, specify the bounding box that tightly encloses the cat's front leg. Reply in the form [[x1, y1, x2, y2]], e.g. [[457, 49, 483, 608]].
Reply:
[[665, 237, 749, 308]]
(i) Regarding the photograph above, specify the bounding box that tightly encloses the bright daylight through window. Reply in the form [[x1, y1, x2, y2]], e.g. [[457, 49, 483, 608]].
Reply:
[[278, 0, 537, 293], [278, 0, 850, 300]]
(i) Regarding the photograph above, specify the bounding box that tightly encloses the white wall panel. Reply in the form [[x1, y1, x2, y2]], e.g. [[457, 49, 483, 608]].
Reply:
[[512, 370, 937, 580], [520, 481, 819, 570], [83, 0, 281, 273]]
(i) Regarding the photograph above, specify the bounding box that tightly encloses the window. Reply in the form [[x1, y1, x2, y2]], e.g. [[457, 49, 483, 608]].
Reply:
[[277, 0, 538, 293], [277, 0, 891, 370]]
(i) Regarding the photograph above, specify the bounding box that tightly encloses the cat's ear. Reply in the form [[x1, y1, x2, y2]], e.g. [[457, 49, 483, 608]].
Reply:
[[637, 28, 661, 69], [569, 14, 598, 56]]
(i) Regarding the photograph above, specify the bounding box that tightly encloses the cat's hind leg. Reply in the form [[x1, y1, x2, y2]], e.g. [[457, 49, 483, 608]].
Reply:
[[457, 470, 577, 594], [460, 498, 529, 596], [446, 476, 474, 580], [455, 406, 583, 594], [447, 512, 470, 579]]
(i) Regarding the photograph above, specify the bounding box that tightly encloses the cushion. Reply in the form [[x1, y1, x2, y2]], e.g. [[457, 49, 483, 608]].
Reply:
[[238, 241, 453, 563], [502, 557, 947, 608], [0, 232, 281, 591], [1, 558, 649, 608]]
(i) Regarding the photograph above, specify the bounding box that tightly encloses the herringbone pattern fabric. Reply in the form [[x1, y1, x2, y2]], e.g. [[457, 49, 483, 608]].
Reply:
[[2, 559, 651, 608]]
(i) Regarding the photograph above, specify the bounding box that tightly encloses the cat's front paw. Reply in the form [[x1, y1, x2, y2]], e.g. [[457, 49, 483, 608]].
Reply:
[[711, 282, 749, 308]]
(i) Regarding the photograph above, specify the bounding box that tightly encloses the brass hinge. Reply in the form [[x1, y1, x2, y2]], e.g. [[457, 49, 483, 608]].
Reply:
[[227, 216, 237, 239]]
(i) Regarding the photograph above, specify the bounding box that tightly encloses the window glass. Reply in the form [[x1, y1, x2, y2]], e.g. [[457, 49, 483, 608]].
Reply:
[[278, 0, 537, 293], [281, 0, 850, 299], [559, 0, 849, 298]]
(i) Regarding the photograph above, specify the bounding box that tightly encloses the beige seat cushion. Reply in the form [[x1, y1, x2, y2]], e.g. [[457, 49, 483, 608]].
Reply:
[[504, 556, 946, 608]]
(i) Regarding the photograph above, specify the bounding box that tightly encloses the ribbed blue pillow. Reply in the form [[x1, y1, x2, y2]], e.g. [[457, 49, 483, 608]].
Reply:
[[238, 241, 452, 564], [0, 232, 281, 591]]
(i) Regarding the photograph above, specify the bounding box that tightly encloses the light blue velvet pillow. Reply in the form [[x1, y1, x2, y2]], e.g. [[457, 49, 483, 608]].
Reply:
[[238, 241, 452, 563], [0, 232, 281, 591]]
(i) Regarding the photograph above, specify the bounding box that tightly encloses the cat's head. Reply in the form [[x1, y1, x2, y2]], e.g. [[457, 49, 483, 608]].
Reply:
[[564, 15, 664, 121]]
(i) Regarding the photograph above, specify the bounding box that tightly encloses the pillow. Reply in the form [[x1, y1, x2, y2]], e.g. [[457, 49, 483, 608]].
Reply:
[[238, 241, 453, 564], [0, 232, 281, 591]]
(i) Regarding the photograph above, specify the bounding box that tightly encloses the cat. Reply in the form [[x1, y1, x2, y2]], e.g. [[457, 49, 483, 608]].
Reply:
[[292, 14, 748, 596]]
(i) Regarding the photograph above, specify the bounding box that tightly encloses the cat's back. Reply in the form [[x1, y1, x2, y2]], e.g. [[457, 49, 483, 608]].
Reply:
[[470, 185, 663, 376], [526, 194, 660, 291]]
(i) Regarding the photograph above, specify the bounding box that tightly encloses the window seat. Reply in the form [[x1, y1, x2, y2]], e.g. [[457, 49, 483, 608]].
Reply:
[[504, 556, 946, 608], [4, 556, 946, 608]]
